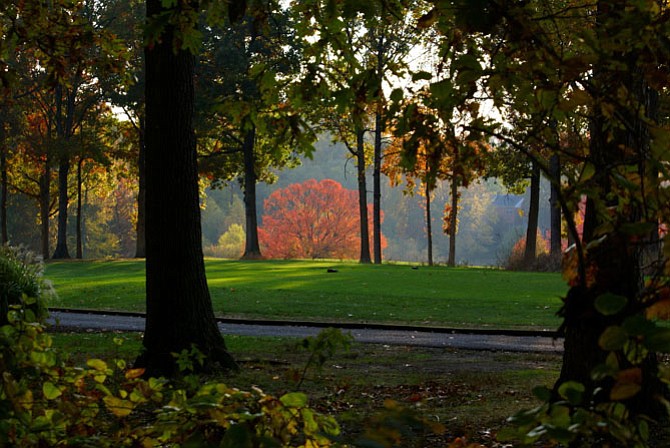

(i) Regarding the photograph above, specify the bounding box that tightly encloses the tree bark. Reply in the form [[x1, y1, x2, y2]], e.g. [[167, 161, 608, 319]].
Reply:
[[373, 110, 383, 265], [447, 179, 458, 267], [356, 128, 371, 264], [137, 0, 237, 377], [134, 114, 146, 258], [76, 158, 83, 259], [555, 0, 665, 419], [52, 154, 71, 259], [523, 161, 540, 267], [425, 181, 433, 266], [0, 133, 7, 245], [52, 84, 73, 259], [241, 126, 262, 259], [39, 156, 51, 260], [549, 154, 561, 257]]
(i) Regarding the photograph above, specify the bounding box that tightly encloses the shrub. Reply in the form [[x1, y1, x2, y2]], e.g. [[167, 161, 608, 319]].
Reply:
[[0, 245, 54, 325]]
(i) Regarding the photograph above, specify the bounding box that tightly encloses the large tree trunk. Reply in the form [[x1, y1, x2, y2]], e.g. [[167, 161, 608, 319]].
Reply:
[[134, 115, 146, 258], [555, 0, 665, 419], [523, 161, 540, 267], [241, 126, 262, 259], [137, 0, 237, 377], [52, 155, 71, 259], [549, 154, 561, 257], [52, 85, 72, 259], [356, 129, 371, 264]]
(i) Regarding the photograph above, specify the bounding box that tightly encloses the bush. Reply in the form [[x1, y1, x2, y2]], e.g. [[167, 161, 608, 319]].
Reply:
[[0, 245, 53, 325], [0, 248, 341, 447]]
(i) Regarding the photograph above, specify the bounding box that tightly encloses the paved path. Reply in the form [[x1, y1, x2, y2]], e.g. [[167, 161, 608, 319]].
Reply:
[[48, 311, 564, 353]]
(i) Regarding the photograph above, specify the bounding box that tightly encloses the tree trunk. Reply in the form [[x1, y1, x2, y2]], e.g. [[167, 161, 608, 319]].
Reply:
[[134, 114, 146, 258], [549, 154, 561, 257], [52, 84, 71, 259], [447, 179, 458, 267], [356, 129, 371, 264], [137, 0, 237, 377], [242, 126, 262, 259], [76, 158, 83, 259], [373, 110, 383, 265], [523, 161, 540, 267], [0, 141, 7, 245], [52, 154, 71, 259], [425, 182, 433, 266], [555, 0, 665, 419], [39, 156, 51, 260]]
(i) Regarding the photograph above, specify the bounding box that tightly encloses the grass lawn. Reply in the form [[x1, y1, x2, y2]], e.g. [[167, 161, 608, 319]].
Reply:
[[45, 259, 567, 330]]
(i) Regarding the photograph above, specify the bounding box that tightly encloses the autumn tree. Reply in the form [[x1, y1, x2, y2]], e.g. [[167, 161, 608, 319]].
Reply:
[[197, 2, 314, 260], [386, 88, 486, 266], [418, 0, 670, 439], [258, 179, 384, 260]]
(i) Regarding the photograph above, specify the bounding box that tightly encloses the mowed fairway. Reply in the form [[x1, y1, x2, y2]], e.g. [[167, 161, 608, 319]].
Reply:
[[45, 259, 567, 330]]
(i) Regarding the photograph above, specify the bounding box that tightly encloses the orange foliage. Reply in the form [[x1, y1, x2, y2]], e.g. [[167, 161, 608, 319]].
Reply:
[[259, 179, 386, 259]]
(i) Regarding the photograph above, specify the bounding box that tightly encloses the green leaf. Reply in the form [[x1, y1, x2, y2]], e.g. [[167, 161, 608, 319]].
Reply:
[[390, 88, 404, 103], [599, 326, 629, 351], [644, 328, 670, 352], [221, 424, 253, 448], [280, 392, 308, 408], [557, 381, 585, 405], [532, 385, 552, 402], [411, 71, 433, 82], [43, 382, 62, 400], [595, 293, 628, 316]]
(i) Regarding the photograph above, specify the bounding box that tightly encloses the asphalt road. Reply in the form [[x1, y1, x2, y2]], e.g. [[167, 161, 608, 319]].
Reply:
[[48, 311, 564, 353]]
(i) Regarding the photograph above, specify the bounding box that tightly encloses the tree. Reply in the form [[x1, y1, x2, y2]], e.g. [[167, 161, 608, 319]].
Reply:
[[293, 0, 408, 264], [386, 90, 487, 267], [421, 0, 670, 434], [196, 2, 314, 260], [258, 179, 384, 260], [137, 0, 237, 376]]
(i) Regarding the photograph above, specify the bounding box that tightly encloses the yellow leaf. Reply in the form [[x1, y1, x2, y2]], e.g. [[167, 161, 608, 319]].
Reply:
[[87, 359, 108, 371], [125, 368, 146, 380], [43, 382, 62, 400], [103, 395, 134, 418], [646, 298, 670, 320]]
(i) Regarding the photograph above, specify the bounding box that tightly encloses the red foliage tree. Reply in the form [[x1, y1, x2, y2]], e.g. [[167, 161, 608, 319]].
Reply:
[[259, 179, 385, 259]]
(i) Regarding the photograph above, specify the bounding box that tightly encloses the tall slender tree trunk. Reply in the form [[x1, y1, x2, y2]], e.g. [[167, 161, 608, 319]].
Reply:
[[549, 154, 561, 257], [0, 141, 7, 245], [523, 161, 540, 267], [372, 29, 385, 265], [39, 156, 51, 260], [134, 115, 146, 258], [356, 128, 371, 264], [373, 111, 383, 265], [447, 179, 458, 267], [242, 126, 262, 259], [137, 0, 237, 377], [425, 182, 433, 266], [76, 158, 83, 259]]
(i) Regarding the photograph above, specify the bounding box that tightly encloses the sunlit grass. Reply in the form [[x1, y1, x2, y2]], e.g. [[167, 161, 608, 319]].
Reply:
[[45, 259, 568, 330]]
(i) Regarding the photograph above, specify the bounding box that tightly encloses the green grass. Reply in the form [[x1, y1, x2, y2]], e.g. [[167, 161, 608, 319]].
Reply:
[[45, 259, 568, 330]]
